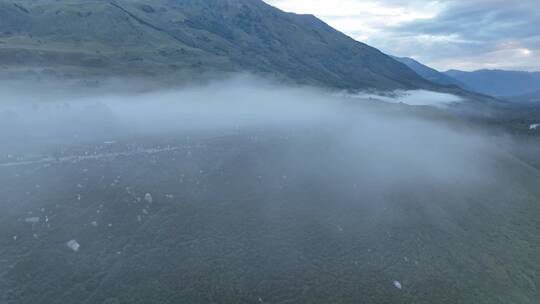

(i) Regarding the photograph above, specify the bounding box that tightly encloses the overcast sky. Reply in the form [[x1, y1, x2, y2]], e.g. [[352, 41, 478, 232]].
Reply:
[[265, 0, 540, 72]]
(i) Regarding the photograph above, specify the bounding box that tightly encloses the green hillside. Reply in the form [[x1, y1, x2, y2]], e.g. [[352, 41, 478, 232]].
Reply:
[[0, 0, 435, 90]]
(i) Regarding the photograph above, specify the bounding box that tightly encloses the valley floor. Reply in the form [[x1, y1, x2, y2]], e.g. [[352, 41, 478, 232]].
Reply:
[[1, 128, 540, 304]]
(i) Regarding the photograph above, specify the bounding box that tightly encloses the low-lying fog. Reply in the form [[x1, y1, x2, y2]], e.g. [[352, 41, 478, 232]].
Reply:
[[351, 90, 463, 107], [0, 77, 493, 188]]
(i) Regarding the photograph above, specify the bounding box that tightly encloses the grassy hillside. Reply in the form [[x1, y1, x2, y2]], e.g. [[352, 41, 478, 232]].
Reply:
[[0, 0, 433, 90]]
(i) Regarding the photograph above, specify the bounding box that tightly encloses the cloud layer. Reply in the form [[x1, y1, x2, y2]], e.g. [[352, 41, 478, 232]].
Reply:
[[265, 0, 540, 72], [0, 77, 490, 189]]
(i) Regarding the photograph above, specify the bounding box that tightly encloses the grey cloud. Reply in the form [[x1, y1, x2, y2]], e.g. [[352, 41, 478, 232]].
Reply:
[[375, 0, 540, 71], [399, 1, 540, 41]]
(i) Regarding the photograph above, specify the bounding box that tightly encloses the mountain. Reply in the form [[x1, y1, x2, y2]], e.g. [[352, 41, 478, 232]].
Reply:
[[506, 89, 540, 103], [0, 0, 434, 90], [392, 56, 465, 88], [445, 69, 540, 97], [392, 56, 540, 102]]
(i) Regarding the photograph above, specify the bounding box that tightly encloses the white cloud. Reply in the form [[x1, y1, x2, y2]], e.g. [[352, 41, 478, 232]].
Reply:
[[265, 0, 441, 31], [268, 0, 392, 17], [267, 0, 440, 27]]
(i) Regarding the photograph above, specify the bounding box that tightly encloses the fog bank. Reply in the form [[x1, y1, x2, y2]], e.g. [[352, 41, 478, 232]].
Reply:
[[0, 77, 494, 189]]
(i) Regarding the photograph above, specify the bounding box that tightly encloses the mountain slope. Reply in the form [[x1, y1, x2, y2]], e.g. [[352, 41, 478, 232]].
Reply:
[[506, 90, 540, 104], [392, 56, 465, 88], [0, 0, 433, 90], [445, 69, 540, 97]]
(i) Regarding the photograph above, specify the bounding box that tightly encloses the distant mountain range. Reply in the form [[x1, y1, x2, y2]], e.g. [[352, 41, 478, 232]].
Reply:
[[507, 90, 540, 103], [0, 0, 435, 91], [445, 69, 540, 99], [392, 56, 464, 88], [394, 56, 540, 101]]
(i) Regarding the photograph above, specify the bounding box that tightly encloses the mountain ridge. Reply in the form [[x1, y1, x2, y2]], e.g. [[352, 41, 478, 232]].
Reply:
[[444, 69, 540, 97], [392, 55, 540, 102], [0, 0, 436, 91], [392, 56, 465, 88]]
